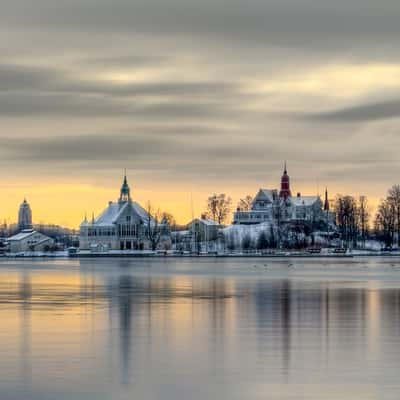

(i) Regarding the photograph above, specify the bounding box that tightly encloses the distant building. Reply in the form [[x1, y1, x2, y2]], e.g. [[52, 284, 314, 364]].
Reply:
[[18, 198, 32, 231], [233, 164, 329, 225], [7, 229, 54, 253], [188, 215, 221, 242], [79, 174, 159, 251], [183, 215, 223, 252], [0, 237, 8, 254]]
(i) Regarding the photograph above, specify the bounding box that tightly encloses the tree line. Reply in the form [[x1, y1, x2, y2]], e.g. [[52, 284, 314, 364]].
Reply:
[[334, 185, 400, 249]]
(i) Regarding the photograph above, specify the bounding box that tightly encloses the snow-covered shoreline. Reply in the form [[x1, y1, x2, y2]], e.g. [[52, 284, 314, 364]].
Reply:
[[3, 250, 400, 259]]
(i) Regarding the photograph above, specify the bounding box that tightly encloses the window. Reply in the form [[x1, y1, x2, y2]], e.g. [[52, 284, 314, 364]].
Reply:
[[126, 215, 131, 222]]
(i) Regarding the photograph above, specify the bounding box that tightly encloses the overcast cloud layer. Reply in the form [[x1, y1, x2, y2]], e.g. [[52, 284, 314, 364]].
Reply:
[[1, 0, 400, 221]]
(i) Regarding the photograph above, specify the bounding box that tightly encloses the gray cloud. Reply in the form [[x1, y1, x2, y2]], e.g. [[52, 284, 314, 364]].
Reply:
[[0, 62, 243, 121], [0, 91, 239, 120], [1, 0, 400, 212], [0, 63, 237, 98], [80, 54, 169, 68], [2, 0, 400, 55], [305, 99, 400, 122], [0, 133, 273, 163]]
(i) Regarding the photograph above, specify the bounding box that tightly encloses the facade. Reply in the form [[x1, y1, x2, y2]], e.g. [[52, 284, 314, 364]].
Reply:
[[18, 198, 32, 231], [188, 216, 221, 242], [7, 229, 54, 253], [185, 215, 222, 252], [79, 175, 157, 251], [233, 164, 328, 226]]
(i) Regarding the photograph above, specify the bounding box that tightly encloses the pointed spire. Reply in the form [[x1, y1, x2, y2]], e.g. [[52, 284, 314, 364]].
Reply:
[[84, 212, 87, 223], [279, 161, 291, 199], [119, 170, 131, 204], [91, 212, 95, 224], [324, 187, 330, 211]]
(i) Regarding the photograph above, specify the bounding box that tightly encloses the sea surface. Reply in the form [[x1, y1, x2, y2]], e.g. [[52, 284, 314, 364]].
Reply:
[[1, 257, 400, 400]]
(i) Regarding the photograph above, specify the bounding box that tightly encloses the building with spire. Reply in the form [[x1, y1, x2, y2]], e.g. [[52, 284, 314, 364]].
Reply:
[[279, 162, 292, 199], [233, 163, 327, 225], [18, 198, 32, 231], [79, 174, 158, 251]]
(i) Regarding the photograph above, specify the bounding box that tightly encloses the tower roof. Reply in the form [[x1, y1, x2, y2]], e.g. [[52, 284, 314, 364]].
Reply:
[[279, 162, 292, 198], [324, 187, 330, 211], [119, 170, 131, 203]]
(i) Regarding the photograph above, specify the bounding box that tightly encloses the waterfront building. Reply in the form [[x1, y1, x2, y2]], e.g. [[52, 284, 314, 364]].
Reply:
[[79, 174, 159, 251], [18, 198, 32, 231], [188, 215, 221, 242], [7, 229, 53, 253], [233, 164, 328, 226]]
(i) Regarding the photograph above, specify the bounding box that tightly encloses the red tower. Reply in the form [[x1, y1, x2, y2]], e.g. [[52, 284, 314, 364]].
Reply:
[[279, 162, 292, 199]]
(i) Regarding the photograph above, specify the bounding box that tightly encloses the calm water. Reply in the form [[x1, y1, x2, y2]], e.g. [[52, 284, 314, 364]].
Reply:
[[1, 257, 400, 400]]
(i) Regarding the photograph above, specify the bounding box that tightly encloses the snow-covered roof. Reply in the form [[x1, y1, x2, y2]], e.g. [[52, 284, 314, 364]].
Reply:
[[189, 218, 219, 226], [33, 237, 53, 246], [201, 218, 219, 226], [8, 230, 37, 241], [254, 189, 276, 203], [291, 196, 320, 207], [86, 201, 152, 227], [94, 202, 126, 225]]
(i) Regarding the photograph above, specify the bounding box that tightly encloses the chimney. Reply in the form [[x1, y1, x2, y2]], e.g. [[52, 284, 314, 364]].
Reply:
[[297, 192, 301, 197]]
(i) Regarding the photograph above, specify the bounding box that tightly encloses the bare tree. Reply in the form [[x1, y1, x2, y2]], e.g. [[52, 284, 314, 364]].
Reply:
[[273, 198, 286, 248], [226, 232, 236, 251], [206, 193, 232, 224], [237, 195, 253, 211], [334, 195, 358, 248], [241, 234, 252, 251], [146, 201, 162, 251], [256, 231, 269, 250], [358, 195, 370, 248], [375, 199, 395, 248], [388, 185, 400, 247], [161, 212, 176, 229], [269, 225, 277, 249]]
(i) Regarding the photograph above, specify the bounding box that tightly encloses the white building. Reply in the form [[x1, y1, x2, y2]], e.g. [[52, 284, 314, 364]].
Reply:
[[7, 229, 54, 253], [233, 165, 330, 226], [79, 174, 157, 251]]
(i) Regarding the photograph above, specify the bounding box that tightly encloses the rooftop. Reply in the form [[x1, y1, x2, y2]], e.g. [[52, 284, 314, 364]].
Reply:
[[8, 229, 36, 241], [83, 201, 152, 227]]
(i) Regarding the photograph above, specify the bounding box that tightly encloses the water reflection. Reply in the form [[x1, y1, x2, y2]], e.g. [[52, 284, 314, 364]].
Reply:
[[1, 258, 400, 399], [19, 272, 32, 389]]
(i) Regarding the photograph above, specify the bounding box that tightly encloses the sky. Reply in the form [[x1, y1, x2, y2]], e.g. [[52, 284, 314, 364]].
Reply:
[[1, 0, 400, 227]]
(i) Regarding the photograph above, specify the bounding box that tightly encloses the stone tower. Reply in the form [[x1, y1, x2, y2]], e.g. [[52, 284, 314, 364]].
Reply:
[[18, 198, 32, 231]]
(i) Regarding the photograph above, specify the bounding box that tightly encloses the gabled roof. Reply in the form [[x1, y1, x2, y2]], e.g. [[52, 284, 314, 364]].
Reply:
[[94, 202, 127, 225], [254, 189, 276, 203], [200, 218, 219, 226], [8, 230, 41, 241], [290, 196, 321, 207], [189, 218, 220, 226], [88, 201, 152, 227]]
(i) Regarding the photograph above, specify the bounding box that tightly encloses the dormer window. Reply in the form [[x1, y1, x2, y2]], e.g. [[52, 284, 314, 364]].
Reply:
[[126, 215, 131, 222]]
